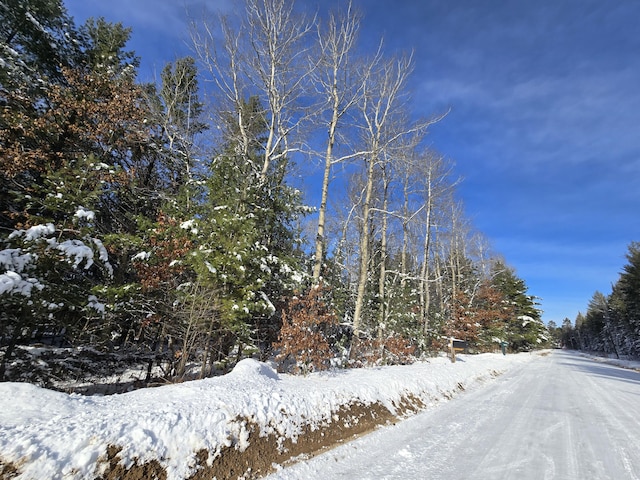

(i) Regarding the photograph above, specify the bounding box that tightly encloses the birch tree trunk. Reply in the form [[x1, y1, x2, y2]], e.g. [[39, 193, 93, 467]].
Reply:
[[400, 167, 410, 288], [419, 166, 434, 332], [312, 3, 361, 282], [352, 147, 378, 339], [351, 53, 417, 344], [418, 152, 456, 333], [377, 161, 390, 337]]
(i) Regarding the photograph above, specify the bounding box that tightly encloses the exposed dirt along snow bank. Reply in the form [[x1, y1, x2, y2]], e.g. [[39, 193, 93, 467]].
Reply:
[[0, 352, 539, 479]]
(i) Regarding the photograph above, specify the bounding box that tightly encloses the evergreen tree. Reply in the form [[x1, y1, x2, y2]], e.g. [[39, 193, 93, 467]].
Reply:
[[560, 317, 577, 349], [81, 55, 213, 379], [607, 242, 640, 356], [574, 242, 640, 357], [580, 291, 608, 352], [1, 12, 162, 370], [80, 18, 138, 77], [0, 0, 80, 93], [619, 243, 640, 317], [491, 262, 547, 351], [546, 320, 562, 347], [379, 252, 423, 350], [617, 242, 640, 353], [573, 312, 585, 349], [172, 95, 307, 363]]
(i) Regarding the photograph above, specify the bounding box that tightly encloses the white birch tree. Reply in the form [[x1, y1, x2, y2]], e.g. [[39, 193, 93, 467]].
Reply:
[[192, 0, 314, 185], [350, 52, 422, 344], [311, 1, 362, 283]]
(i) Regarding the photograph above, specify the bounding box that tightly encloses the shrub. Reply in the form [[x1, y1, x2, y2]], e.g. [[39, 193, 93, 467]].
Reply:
[[274, 284, 339, 374]]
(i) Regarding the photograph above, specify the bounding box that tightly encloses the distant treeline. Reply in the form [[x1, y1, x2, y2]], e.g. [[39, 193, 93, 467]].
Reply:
[[555, 242, 640, 358]]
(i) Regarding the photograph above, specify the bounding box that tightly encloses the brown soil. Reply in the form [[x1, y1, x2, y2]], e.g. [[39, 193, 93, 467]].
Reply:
[[0, 460, 19, 479], [95, 446, 167, 480], [187, 400, 397, 480], [1, 390, 460, 480]]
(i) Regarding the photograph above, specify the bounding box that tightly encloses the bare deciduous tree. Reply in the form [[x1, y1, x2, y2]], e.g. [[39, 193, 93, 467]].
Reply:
[[192, 0, 314, 184], [416, 151, 458, 333], [311, 1, 362, 283], [350, 51, 426, 345]]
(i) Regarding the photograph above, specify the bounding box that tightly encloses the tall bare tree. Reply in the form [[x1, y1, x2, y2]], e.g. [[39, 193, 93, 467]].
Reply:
[[416, 151, 457, 333], [436, 198, 475, 326], [374, 128, 423, 337], [376, 151, 391, 335], [350, 52, 426, 343], [246, 0, 315, 182], [312, 1, 362, 283], [192, 0, 314, 184], [159, 58, 203, 175]]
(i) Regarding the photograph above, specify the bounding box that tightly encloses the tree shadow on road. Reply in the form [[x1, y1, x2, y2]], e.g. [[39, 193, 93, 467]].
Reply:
[[558, 360, 640, 386]]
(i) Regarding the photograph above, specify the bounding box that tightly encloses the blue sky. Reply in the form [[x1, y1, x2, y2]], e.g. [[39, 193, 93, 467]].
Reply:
[[65, 0, 640, 325]]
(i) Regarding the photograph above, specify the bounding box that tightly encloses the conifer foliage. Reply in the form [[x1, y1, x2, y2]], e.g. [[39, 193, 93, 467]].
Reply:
[[564, 242, 640, 357], [1, 0, 555, 386]]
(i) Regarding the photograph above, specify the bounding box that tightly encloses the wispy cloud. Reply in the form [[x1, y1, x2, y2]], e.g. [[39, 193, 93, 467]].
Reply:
[[62, 0, 640, 322], [419, 67, 640, 171], [396, 0, 640, 182]]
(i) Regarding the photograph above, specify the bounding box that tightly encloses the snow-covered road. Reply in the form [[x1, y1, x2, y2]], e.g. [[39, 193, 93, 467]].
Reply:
[[266, 351, 640, 480]]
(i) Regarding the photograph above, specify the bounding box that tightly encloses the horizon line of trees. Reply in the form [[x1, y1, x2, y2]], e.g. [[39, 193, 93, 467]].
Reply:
[[552, 242, 640, 358], [1, 0, 548, 383]]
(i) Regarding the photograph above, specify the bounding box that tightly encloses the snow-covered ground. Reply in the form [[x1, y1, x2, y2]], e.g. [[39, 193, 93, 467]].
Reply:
[[0, 352, 540, 479], [576, 351, 640, 372], [265, 350, 640, 480]]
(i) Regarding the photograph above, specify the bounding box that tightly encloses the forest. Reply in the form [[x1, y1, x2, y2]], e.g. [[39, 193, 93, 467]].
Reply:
[[553, 242, 640, 359], [0, 0, 551, 388]]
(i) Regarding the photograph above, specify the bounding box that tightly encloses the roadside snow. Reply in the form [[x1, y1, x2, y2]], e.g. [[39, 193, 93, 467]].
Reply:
[[0, 353, 537, 480], [264, 350, 640, 480], [576, 351, 640, 372]]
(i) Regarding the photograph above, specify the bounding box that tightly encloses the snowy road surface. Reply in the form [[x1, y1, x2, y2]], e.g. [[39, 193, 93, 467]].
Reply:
[[265, 351, 640, 480]]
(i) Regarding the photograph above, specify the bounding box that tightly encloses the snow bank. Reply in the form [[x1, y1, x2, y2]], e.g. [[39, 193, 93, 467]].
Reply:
[[0, 353, 537, 479], [578, 351, 640, 372]]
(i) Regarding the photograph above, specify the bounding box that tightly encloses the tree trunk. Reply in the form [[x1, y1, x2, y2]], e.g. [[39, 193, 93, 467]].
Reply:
[[377, 166, 390, 338], [313, 83, 339, 282], [352, 153, 377, 343], [400, 173, 409, 289], [313, 5, 360, 282], [420, 177, 434, 334]]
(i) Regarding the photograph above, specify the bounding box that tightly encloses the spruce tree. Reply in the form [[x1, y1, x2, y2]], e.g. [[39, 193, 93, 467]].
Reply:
[[491, 262, 547, 351], [1, 12, 163, 367], [196, 95, 306, 359]]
